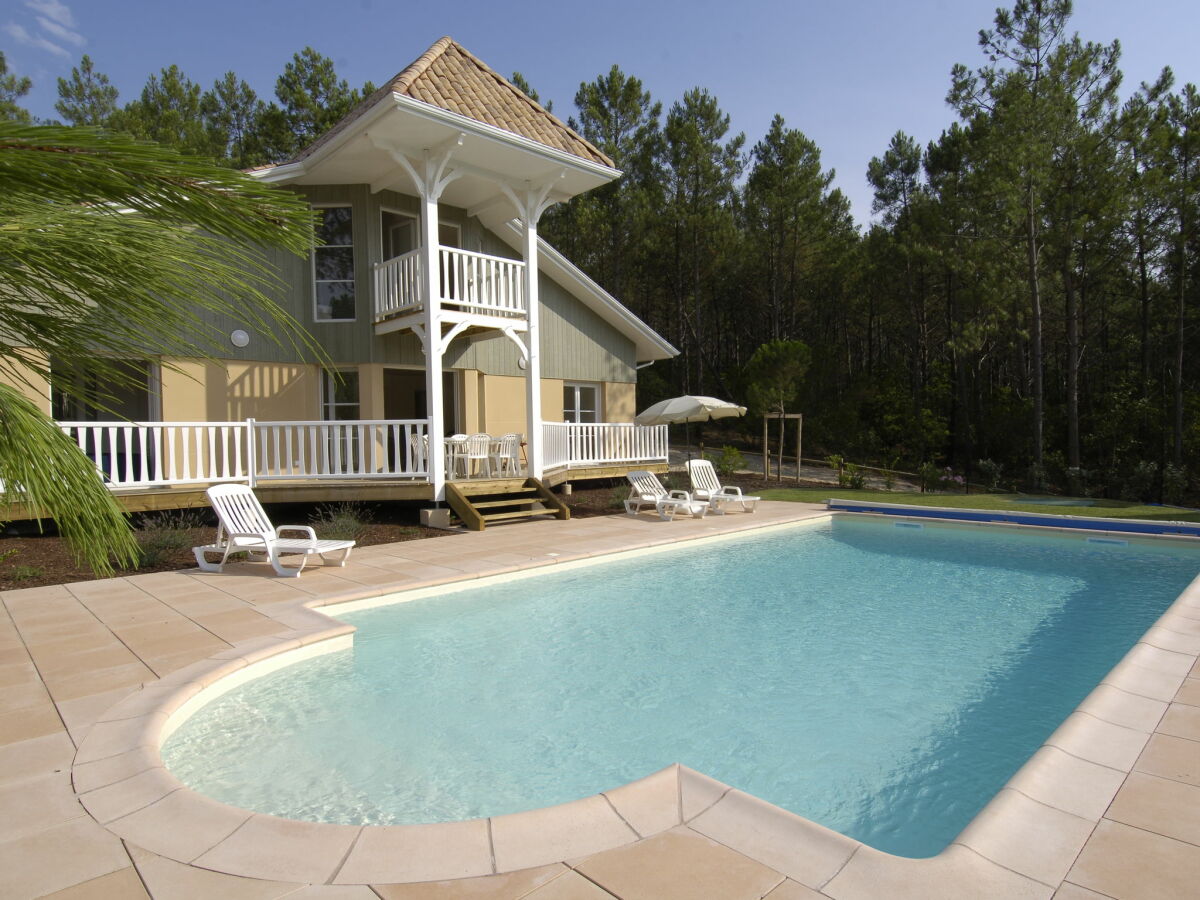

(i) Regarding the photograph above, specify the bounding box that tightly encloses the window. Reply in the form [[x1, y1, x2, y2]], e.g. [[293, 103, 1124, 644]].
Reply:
[[381, 209, 417, 260], [321, 369, 360, 421], [313, 206, 355, 321], [563, 383, 599, 423]]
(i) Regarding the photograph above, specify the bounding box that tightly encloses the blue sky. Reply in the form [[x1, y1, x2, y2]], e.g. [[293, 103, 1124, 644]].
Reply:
[[5, 0, 1199, 224]]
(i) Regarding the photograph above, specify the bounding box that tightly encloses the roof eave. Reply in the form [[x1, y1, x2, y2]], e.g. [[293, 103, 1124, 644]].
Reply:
[[392, 95, 621, 184]]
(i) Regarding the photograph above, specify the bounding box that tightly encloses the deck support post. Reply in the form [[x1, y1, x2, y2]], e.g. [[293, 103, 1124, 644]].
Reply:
[[500, 178, 559, 480]]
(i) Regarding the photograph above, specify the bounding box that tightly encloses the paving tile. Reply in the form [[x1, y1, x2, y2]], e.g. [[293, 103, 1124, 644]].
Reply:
[[1104, 770, 1200, 846], [1158, 701, 1200, 741], [1050, 883, 1113, 899], [72, 746, 160, 795], [333, 819, 492, 884], [38, 866, 150, 899], [0, 771, 86, 842], [823, 843, 1050, 900], [602, 765, 680, 838], [955, 789, 1096, 886], [0, 730, 75, 786], [45, 660, 156, 703], [107, 787, 252, 863], [575, 827, 783, 900], [192, 814, 361, 884], [0, 698, 66, 745], [1045, 712, 1151, 772], [1068, 819, 1200, 899], [1102, 661, 1187, 701], [688, 789, 857, 889], [55, 684, 142, 736], [1005, 746, 1127, 822], [678, 765, 730, 822], [0, 816, 131, 898], [78, 766, 180, 825], [491, 793, 638, 873], [1134, 732, 1200, 787], [764, 880, 825, 899], [1175, 676, 1200, 706], [1076, 683, 1168, 732], [371, 863, 570, 899], [524, 870, 617, 899], [128, 842, 302, 899]]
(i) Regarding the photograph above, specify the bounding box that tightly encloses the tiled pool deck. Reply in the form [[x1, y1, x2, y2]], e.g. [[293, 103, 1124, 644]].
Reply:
[[1, 502, 1198, 899]]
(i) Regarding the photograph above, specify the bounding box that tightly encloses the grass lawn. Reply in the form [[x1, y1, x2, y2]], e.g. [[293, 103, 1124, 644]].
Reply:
[[755, 488, 1200, 523]]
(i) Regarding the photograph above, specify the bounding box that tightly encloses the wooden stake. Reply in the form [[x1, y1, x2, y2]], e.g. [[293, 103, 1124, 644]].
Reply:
[[763, 417, 770, 479], [796, 414, 803, 484]]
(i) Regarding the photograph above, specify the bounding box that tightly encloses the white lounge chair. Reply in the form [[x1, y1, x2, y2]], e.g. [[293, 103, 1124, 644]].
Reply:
[[624, 470, 708, 520], [685, 459, 760, 513], [193, 484, 355, 578]]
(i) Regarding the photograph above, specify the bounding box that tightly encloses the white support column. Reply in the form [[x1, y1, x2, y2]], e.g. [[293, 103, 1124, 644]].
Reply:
[[373, 135, 463, 501], [500, 179, 558, 480]]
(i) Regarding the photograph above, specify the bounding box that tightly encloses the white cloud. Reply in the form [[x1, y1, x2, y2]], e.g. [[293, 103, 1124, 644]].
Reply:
[[4, 21, 68, 57], [36, 14, 84, 47], [23, 0, 75, 29]]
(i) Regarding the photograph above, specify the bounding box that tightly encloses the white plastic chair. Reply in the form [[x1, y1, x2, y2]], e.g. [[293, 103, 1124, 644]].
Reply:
[[493, 433, 521, 476], [464, 433, 493, 478], [624, 470, 707, 520], [685, 459, 760, 513], [444, 433, 468, 479], [193, 484, 355, 578]]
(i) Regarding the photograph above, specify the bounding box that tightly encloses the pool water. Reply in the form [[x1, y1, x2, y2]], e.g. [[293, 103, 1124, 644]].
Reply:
[[162, 517, 1200, 857]]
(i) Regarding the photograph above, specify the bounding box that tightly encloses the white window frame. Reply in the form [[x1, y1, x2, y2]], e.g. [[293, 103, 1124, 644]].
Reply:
[[312, 204, 356, 323], [563, 382, 600, 424], [380, 207, 418, 262], [320, 368, 360, 421]]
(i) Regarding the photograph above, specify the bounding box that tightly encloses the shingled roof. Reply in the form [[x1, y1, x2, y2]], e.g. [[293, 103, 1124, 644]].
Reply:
[[290, 37, 613, 169]]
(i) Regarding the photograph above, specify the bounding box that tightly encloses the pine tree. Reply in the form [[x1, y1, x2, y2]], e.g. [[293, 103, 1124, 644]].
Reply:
[[0, 52, 32, 123], [55, 55, 118, 126]]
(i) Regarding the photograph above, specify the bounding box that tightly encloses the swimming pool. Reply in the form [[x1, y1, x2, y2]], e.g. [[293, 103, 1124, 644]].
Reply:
[[161, 516, 1200, 857]]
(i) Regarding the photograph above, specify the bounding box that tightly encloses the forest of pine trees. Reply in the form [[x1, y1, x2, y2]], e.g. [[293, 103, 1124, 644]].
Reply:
[[2, 0, 1198, 501]]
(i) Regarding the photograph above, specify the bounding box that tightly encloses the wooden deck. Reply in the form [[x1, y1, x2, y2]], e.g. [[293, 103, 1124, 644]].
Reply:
[[0, 462, 670, 520]]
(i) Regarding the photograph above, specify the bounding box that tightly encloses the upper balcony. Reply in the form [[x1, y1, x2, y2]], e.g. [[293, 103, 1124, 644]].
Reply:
[[374, 245, 526, 334]]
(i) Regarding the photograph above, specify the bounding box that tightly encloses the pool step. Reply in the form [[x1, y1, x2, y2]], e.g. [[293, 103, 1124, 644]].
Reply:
[[445, 478, 570, 531]]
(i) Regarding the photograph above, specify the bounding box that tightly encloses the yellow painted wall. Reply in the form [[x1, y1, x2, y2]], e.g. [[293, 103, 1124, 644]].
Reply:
[[604, 381, 636, 423], [160, 359, 319, 422], [0, 353, 51, 414], [541, 378, 565, 424]]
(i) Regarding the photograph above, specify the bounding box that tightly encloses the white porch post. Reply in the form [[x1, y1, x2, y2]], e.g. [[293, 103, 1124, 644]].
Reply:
[[420, 186, 445, 497], [523, 212, 543, 478], [374, 135, 464, 501], [502, 181, 558, 480]]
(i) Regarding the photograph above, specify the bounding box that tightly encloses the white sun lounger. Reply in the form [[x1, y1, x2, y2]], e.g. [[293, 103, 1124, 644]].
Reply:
[[193, 483, 355, 578], [624, 470, 708, 520], [685, 459, 760, 513]]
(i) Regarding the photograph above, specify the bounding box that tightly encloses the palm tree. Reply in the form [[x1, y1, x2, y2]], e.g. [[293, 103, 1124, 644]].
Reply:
[[0, 122, 317, 574]]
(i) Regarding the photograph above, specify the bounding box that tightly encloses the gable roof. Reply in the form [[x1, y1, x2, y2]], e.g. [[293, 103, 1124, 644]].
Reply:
[[290, 37, 612, 170]]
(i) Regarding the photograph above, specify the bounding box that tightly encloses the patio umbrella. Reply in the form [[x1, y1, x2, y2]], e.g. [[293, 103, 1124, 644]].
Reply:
[[634, 395, 747, 426]]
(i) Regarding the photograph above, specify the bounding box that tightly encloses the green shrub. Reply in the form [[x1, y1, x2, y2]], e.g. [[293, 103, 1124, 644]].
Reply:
[[1163, 463, 1188, 505], [309, 502, 373, 542], [917, 461, 941, 492], [842, 462, 866, 489], [135, 510, 205, 568], [976, 458, 1004, 492], [1121, 461, 1158, 503], [609, 487, 629, 510], [710, 445, 744, 479], [10, 564, 43, 581]]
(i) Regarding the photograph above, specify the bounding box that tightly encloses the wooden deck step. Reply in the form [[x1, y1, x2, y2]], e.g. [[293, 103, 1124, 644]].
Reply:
[[444, 478, 569, 531]]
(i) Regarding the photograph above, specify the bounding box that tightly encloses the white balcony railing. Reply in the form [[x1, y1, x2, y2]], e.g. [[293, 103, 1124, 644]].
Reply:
[[373, 245, 526, 323], [373, 248, 422, 320], [60, 421, 254, 488], [541, 422, 669, 471]]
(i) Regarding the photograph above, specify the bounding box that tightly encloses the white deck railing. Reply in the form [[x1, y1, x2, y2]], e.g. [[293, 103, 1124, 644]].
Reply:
[[60, 421, 253, 488], [373, 245, 526, 322], [58, 419, 430, 488], [55, 420, 663, 491], [252, 420, 428, 481], [541, 422, 669, 470]]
